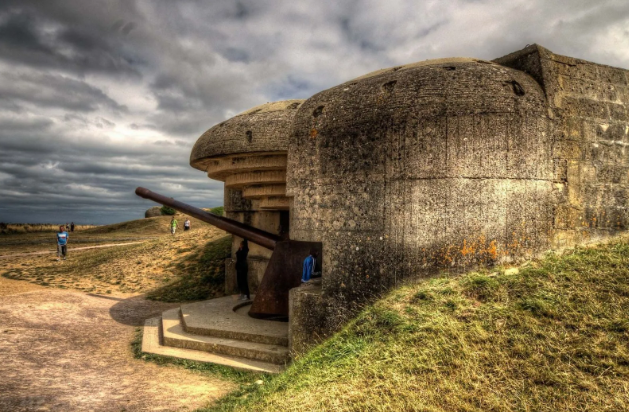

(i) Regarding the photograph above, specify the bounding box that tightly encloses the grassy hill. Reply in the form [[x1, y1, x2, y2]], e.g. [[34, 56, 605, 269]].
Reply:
[[1, 215, 231, 298], [206, 239, 629, 412], [84, 215, 184, 236]]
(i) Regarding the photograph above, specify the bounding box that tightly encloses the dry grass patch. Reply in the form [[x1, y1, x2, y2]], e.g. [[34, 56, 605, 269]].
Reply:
[[0, 222, 96, 234], [1, 218, 230, 298]]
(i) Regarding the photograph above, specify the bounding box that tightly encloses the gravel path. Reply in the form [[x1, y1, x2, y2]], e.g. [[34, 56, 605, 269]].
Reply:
[[0, 242, 146, 259], [0, 278, 234, 411]]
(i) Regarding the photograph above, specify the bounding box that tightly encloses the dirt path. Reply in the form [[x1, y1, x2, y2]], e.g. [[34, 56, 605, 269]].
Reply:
[[0, 241, 146, 259], [0, 278, 234, 411]]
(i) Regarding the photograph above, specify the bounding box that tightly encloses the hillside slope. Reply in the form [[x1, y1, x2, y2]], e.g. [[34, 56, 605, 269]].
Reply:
[[2, 216, 231, 298], [83, 215, 187, 236], [208, 240, 629, 412]]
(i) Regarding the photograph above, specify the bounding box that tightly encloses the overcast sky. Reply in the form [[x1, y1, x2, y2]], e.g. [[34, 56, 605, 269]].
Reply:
[[0, 0, 628, 224]]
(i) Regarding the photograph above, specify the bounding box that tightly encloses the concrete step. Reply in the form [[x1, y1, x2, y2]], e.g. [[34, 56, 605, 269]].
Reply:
[[180, 298, 288, 347], [161, 309, 290, 365], [142, 317, 284, 374]]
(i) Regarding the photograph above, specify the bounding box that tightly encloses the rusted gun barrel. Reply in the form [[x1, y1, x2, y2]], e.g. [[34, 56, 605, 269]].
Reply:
[[135, 187, 281, 250], [135, 186, 321, 319]]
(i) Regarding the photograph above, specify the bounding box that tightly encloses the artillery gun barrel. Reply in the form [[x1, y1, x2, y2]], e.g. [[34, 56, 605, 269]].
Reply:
[[135, 187, 281, 250]]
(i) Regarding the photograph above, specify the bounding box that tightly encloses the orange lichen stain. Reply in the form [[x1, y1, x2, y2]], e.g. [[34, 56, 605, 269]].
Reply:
[[487, 240, 498, 260], [461, 239, 475, 256], [310, 128, 318, 138]]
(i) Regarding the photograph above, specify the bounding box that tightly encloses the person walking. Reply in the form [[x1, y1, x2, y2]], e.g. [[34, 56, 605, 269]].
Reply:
[[235, 239, 250, 301], [56, 225, 69, 261], [170, 216, 178, 236], [184, 219, 191, 231], [301, 249, 318, 283], [70, 222, 75, 232]]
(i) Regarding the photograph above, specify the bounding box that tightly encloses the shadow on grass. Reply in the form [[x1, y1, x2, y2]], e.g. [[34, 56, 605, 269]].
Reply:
[[147, 235, 231, 302]]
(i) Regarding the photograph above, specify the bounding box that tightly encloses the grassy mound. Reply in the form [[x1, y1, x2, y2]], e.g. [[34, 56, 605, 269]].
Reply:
[[207, 240, 629, 411], [82, 216, 174, 236], [147, 235, 231, 302]]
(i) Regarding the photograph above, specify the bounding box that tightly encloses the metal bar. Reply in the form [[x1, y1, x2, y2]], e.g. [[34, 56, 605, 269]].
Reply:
[[135, 187, 280, 250]]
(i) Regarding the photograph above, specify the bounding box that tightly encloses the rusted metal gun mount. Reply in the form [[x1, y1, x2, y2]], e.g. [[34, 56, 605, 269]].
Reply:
[[135, 187, 322, 319]]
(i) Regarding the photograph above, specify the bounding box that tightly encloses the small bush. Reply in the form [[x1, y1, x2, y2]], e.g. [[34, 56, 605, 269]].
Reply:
[[160, 206, 176, 215], [209, 206, 224, 216]]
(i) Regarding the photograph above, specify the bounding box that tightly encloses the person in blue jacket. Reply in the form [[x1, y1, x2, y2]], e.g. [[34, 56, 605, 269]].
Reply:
[[301, 249, 318, 283], [56, 225, 69, 261]]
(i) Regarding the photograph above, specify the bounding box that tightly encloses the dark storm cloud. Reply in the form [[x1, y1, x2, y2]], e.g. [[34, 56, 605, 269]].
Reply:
[[0, 0, 628, 224], [0, 70, 126, 112]]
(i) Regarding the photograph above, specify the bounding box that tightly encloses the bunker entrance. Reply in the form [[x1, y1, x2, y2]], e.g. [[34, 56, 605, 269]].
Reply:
[[136, 187, 321, 320], [279, 210, 290, 238]]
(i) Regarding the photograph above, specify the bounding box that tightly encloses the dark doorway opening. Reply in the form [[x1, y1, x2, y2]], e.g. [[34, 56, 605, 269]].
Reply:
[[279, 211, 290, 239]]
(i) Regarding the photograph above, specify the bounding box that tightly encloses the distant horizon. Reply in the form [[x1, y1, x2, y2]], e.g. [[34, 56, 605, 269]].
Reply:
[[0, 199, 221, 226]]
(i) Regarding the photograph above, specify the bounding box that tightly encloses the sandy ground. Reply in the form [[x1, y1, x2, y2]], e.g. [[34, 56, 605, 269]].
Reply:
[[0, 224, 225, 296], [0, 242, 146, 258], [0, 277, 235, 412]]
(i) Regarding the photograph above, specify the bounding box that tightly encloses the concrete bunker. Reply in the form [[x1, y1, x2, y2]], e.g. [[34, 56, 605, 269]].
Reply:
[[139, 44, 628, 367]]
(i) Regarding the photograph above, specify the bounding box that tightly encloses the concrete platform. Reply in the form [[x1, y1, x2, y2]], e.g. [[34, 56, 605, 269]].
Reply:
[[180, 296, 288, 346], [140, 295, 291, 373], [142, 317, 284, 374], [162, 308, 289, 364]]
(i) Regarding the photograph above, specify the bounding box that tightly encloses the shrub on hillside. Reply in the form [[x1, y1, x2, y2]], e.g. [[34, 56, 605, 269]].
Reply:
[[209, 206, 224, 216], [160, 206, 176, 215]]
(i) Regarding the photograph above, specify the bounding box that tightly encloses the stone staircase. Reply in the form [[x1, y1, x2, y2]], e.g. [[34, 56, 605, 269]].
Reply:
[[142, 296, 289, 374]]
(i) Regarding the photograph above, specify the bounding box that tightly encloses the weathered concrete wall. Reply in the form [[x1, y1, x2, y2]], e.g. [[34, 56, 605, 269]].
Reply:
[[287, 59, 554, 301], [495, 45, 629, 248]]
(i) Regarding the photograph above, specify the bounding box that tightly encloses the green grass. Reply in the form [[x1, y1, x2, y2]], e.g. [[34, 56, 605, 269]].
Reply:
[[209, 206, 224, 216], [202, 240, 629, 412], [147, 235, 231, 302]]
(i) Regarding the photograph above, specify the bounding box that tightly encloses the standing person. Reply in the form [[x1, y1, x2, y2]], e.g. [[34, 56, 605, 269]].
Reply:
[[70, 222, 75, 232], [301, 249, 318, 283], [170, 216, 178, 236], [184, 219, 191, 231], [65, 222, 70, 232], [56, 225, 69, 261], [235, 239, 250, 301]]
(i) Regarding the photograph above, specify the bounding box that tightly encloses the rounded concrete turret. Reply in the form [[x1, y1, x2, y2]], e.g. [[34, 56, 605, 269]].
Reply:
[[191, 99, 303, 210], [191, 99, 304, 295], [286, 58, 553, 298]]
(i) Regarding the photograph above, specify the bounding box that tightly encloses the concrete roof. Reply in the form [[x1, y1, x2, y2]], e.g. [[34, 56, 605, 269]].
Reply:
[[351, 57, 491, 82], [190, 100, 304, 171]]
